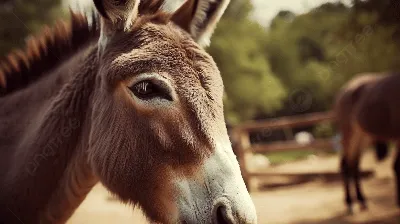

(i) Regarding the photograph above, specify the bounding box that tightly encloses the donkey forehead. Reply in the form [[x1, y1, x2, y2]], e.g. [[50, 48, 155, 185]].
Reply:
[[108, 22, 224, 95]]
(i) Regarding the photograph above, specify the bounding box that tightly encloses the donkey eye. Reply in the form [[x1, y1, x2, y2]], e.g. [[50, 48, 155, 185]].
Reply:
[[129, 80, 172, 101], [133, 81, 154, 96]]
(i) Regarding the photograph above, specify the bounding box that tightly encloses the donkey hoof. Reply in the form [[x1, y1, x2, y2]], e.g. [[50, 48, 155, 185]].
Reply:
[[346, 207, 354, 215]]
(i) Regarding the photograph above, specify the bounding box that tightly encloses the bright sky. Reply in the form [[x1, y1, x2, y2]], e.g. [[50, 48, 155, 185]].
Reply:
[[251, 0, 352, 26]]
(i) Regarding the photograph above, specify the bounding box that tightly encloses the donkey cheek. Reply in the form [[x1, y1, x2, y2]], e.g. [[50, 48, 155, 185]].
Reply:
[[149, 192, 179, 223]]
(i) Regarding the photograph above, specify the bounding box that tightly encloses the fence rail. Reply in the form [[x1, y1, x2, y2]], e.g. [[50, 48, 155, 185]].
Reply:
[[231, 111, 337, 191], [251, 138, 333, 153], [236, 111, 336, 132]]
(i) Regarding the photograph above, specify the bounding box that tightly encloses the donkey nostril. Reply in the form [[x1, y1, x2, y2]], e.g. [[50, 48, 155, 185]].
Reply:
[[215, 204, 233, 224]]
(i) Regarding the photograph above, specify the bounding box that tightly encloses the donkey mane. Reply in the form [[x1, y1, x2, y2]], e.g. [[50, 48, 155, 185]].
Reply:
[[0, 11, 99, 96], [0, 0, 170, 97]]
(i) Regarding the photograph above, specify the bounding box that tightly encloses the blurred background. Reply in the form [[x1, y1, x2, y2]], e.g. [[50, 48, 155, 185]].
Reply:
[[2, 0, 400, 223]]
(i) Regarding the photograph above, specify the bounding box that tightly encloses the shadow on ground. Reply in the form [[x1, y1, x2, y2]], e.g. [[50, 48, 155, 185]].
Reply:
[[293, 212, 400, 224], [292, 187, 400, 224]]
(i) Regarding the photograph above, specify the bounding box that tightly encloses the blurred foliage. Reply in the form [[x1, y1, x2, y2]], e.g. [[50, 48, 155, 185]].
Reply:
[[263, 150, 315, 165], [312, 122, 335, 139], [208, 0, 400, 125], [0, 0, 65, 56], [207, 0, 286, 124]]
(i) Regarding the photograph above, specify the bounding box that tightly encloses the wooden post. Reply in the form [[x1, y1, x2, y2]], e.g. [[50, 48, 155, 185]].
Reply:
[[283, 127, 294, 141], [232, 128, 253, 192]]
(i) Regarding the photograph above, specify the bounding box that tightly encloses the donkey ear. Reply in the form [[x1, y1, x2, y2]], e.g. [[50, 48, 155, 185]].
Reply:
[[171, 0, 230, 47], [93, 0, 140, 30]]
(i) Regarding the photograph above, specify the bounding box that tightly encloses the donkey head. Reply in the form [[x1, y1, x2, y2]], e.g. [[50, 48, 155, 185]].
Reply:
[[88, 0, 257, 223]]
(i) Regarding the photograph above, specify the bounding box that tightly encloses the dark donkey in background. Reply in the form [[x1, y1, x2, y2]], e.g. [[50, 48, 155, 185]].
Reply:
[[0, 0, 258, 223], [334, 72, 400, 214]]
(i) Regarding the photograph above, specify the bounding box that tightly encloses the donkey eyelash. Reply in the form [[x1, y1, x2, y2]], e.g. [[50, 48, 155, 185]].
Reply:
[[128, 79, 173, 101]]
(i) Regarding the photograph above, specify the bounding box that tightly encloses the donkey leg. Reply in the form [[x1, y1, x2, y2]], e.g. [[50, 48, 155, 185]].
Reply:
[[341, 157, 353, 214], [341, 127, 363, 215], [354, 157, 367, 210], [393, 149, 400, 207]]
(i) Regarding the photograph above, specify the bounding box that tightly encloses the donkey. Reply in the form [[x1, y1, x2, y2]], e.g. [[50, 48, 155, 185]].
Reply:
[[334, 72, 396, 214], [0, 0, 258, 223]]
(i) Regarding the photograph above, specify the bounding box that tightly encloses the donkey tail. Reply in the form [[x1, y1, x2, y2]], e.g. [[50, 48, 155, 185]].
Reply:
[[374, 140, 389, 162]]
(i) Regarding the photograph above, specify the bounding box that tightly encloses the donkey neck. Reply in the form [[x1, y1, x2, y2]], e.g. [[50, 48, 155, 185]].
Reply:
[[0, 43, 100, 223]]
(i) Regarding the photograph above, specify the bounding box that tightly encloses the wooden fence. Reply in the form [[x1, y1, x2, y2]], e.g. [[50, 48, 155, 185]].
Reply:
[[230, 111, 337, 191]]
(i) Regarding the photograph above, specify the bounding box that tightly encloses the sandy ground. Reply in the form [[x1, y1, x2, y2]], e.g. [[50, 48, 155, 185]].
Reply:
[[68, 150, 400, 224]]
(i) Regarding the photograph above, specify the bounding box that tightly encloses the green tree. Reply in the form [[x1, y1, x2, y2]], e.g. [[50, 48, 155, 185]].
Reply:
[[207, 0, 286, 124], [261, 0, 400, 118], [263, 3, 351, 114]]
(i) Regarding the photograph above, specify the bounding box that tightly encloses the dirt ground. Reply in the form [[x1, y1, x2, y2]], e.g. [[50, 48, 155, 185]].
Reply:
[[68, 150, 400, 224]]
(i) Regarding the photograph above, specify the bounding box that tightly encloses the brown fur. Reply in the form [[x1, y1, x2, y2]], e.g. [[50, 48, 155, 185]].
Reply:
[[0, 0, 249, 223], [334, 72, 400, 213], [334, 73, 386, 163]]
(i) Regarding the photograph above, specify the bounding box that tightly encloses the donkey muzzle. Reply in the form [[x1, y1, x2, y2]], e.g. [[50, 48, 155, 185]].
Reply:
[[175, 143, 257, 224]]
